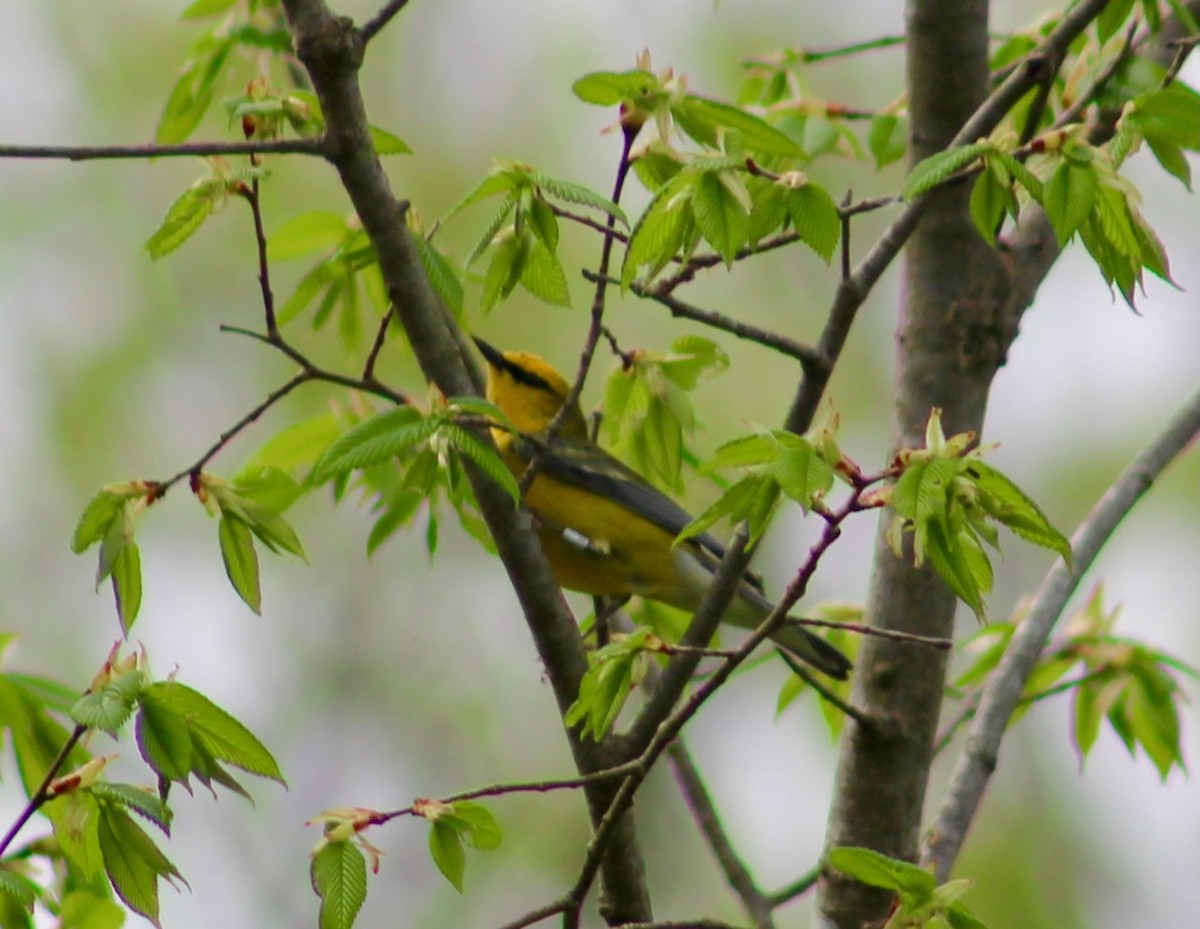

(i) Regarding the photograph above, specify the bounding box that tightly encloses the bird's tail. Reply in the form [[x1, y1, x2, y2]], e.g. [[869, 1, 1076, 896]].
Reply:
[[768, 622, 853, 680]]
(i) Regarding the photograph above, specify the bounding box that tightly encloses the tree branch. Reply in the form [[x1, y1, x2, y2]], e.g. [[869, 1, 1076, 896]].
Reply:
[[0, 138, 326, 161], [923, 380, 1200, 879]]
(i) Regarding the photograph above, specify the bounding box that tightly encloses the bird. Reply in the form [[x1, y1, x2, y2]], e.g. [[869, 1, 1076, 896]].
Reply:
[[473, 336, 852, 680]]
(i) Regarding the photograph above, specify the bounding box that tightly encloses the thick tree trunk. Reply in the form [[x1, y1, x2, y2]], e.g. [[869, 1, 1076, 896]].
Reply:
[[819, 2, 1012, 925]]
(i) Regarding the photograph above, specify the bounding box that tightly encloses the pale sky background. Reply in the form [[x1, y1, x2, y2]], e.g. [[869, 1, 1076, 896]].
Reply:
[[0, 2, 1197, 928]]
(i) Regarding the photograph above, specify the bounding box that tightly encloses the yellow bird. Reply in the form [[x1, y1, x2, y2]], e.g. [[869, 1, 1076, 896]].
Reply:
[[474, 337, 851, 680]]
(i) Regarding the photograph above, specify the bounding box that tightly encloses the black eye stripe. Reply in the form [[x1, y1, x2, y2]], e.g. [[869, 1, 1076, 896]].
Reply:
[[500, 356, 556, 394]]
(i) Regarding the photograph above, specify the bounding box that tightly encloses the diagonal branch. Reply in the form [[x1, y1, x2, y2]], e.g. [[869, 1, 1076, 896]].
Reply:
[[0, 138, 326, 161], [922, 380, 1200, 880]]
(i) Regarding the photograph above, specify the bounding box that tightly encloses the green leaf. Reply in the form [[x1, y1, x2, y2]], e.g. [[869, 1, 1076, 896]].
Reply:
[[1095, 0, 1137, 42], [135, 689, 194, 786], [242, 415, 344, 476], [772, 442, 834, 510], [440, 801, 502, 850], [231, 465, 304, 513], [966, 461, 1071, 562], [144, 179, 223, 260], [1042, 153, 1098, 245], [429, 821, 466, 892], [141, 682, 285, 785], [572, 69, 658, 106], [111, 541, 142, 633], [311, 841, 368, 929], [215, 489, 307, 560], [784, 182, 840, 262], [1145, 136, 1192, 190], [219, 515, 261, 614], [692, 172, 749, 262], [673, 95, 806, 159], [676, 475, 767, 545], [622, 174, 696, 286], [1128, 83, 1200, 150], [71, 671, 147, 733], [828, 846, 937, 898], [925, 521, 990, 619], [369, 124, 412, 155], [97, 804, 184, 925], [181, 0, 239, 17], [443, 173, 520, 228], [441, 426, 520, 506], [155, 38, 233, 144], [311, 406, 429, 482], [519, 240, 571, 307], [90, 782, 173, 836], [414, 234, 465, 317], [267, 212, 350, 261], [0, 869, 37, 909], [969, 160, 1015, 245], [531, 171, 627, 225], [58, 891, 126, 929], [867, 113, 906, 168], [904, 142, 993, 199], [95, 501, 136, 591], [46, 792, 105, 885], [73, 490, 128, 554], [480, 231, 528, 312], [565, 630, 653, 740]]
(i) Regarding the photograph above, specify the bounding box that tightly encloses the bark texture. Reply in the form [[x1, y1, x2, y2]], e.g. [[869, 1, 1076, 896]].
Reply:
[[819, 3, 1010, 925]]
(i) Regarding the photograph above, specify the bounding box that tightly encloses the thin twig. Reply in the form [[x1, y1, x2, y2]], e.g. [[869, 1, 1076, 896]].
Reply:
[[552, 204, 630, 245], [244, 179, 279, 336], [376, 759, 646, 823], [790, 617, 952, 649], [766, 866, 820, 907], [363, 306, 396, 381], [583, 272, 825, 370], [668, 741, 776, 929], [776, 652, 869, 728], [923, 380, 1200, 880], [359, 0, 412, 42], [0, 725, 87, 857], [0, 138, 325, 161]]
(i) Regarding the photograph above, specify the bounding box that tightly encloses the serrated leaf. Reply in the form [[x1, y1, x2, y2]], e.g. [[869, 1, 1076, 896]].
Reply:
[[97, 805, 184, 926], [231, 466, 304, 513], [443, 173, 519, 229], [571, 69, 658, 106], [967, 461, 1071, 562], [676, 475, 766, 545], [241, 416, 344, 481], [369, 124, 411, 155], [784, 182, 840, 262], [141, 682, 284, 784], [0, 866, 38, 909], [144, 179, 222, 260], [311, 841, 367, 929], [703, 433, 785, 471], [311, 407, 429, 482], [429, 821, 466, 892], [622, 174, 696, 286], [1043, 155, 1098, 245], [532, 171, 627, 225], [1129, 83, 1200, 150], [673, 95, 805, 158], [90, 782, 173, 836], [904, 142, 993, 199], [1145, 136, 1192, 190], [72, 671, 146, 733], [519, 240, 571, 307], [692, 172, 748, 262], [442, 426, 520, 506], [219, 515, 261, 614], [47, 792, 105, 885], [414, 234, 465, 317], [135, 691, 192, 785], [72, 491, 127, 554], [772, 442, 833, 509], [925, 521, 990, 619]]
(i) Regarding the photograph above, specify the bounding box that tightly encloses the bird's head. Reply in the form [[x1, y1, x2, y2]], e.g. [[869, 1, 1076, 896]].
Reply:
[[473, 337, 588, 438]]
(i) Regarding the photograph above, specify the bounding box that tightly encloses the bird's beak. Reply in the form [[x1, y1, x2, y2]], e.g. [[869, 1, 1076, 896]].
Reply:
[[472, 335, 505, 368]]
